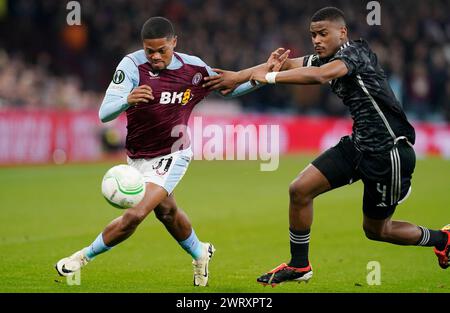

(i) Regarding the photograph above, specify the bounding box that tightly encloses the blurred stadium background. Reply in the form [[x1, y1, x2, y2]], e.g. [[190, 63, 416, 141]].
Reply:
[[0, 0, 449, 164], [0, 0, 449, 293]]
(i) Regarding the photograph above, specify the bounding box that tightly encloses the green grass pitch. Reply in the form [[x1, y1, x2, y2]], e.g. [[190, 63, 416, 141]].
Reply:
[[0, 154, 449, 293]]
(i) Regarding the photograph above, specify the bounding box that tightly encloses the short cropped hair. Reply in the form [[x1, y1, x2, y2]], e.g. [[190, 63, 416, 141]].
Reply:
[[311, 7, 346, 25], [141, 17, 175, 41]]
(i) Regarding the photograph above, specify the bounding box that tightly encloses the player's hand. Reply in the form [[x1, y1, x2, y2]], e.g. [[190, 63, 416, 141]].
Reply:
[[203, 69, 239, 95], [250, 68, 270, 84], [267, 47, 290, 72], [127, 85, 154, 105]]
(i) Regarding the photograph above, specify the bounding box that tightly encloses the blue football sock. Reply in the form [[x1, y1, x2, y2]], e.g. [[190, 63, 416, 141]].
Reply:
[[84, 233, 112, 260], [179, 229, 203, 260]]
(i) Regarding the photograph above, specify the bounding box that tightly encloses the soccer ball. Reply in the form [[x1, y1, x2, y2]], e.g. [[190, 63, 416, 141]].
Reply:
[[101, 165, 146, 209]]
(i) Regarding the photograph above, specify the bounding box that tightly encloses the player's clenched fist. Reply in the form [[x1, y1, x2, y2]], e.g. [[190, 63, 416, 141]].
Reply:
[[127, 85, 154, 105]]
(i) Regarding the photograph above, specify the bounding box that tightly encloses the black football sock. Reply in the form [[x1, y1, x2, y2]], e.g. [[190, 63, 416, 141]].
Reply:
[[288, 228, 310, 268], [416, 226, 448, 250]]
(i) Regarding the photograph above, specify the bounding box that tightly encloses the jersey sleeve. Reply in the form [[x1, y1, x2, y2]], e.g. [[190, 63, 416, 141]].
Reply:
[[202, 60, 263, 99], [330, 44, 367, 76], [98, 56, 139, 122]]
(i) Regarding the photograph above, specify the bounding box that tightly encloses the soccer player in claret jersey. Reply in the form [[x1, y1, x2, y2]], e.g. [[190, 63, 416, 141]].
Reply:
[[204, 7, 450, 286], [54, 17, 279, 287]]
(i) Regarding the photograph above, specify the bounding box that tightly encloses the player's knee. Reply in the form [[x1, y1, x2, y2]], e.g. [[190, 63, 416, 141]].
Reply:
[[122, 194, 159, 229], [363, 225, 385, 241], [289, 178, 312, 206], [155, 207, 176, 225], [122, 210, 146, 231], [363, 218, 393, 241], [154, 199, 177, 225], [364, 228, 381, 241]]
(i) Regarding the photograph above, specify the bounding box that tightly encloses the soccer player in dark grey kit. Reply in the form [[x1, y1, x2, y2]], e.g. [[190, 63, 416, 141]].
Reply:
[[54, 17, 272, 286], [205, 7, 450, 285]]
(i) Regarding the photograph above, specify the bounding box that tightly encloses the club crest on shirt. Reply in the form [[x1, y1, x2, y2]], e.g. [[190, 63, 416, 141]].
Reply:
[[192, 72, 202, 86]]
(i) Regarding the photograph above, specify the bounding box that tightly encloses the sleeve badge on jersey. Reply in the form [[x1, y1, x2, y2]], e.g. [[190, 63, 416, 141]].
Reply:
[[112, 70, 125, 84], [192, 72, 203, 86]]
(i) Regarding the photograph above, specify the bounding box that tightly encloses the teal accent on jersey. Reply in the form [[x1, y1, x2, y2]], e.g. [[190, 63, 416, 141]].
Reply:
[[225, 81, 262, 98]]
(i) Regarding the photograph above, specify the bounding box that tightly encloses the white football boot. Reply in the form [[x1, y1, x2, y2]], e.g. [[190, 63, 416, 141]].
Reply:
[[192, 243, 215, 286], [55, 249, 90, 277]]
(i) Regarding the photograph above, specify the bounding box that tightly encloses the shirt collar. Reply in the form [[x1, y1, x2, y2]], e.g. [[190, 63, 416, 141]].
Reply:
[[166, 53, 182, 70], [339, 41, 350, 51]]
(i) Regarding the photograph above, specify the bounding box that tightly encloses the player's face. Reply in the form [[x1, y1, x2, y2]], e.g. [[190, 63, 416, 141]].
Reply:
[[143, 36, 177, 71], [310, 20, 347, 58]]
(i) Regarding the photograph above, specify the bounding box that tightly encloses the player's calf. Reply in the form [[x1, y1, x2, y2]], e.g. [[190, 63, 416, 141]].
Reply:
[[362, 214, 421, 245]]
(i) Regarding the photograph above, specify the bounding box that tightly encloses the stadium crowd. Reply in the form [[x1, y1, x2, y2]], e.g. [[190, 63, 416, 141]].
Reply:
[[0, 0, 449, 121]]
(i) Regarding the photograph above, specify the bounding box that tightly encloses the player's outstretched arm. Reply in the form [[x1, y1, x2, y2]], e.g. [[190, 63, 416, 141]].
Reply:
[[251, 60, 349, 85], [279, 57, 305, 70], [203, 48, 291, 95], [209, 71, 261, 99]]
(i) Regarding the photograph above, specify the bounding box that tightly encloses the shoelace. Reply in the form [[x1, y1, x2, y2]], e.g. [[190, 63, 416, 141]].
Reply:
[[192, 260, 205, 274], [268, 263, 288, 274], [80, 256, 89, 266]]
